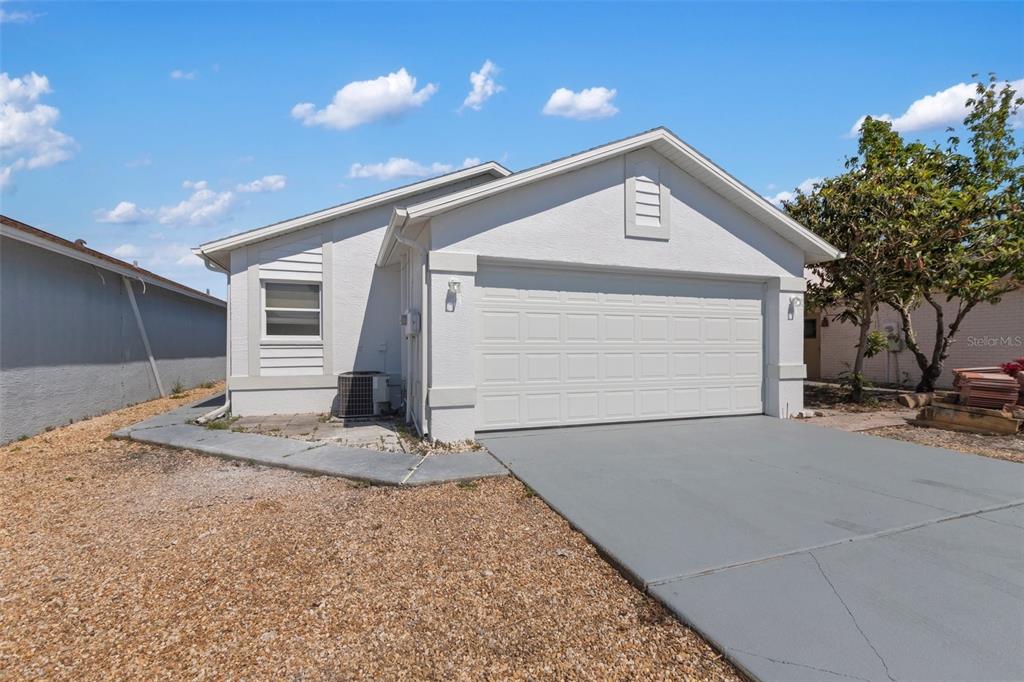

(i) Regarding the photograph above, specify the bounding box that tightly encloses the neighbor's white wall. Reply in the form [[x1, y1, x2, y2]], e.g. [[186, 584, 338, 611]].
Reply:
[[818, 288, 1024, 389], [430, 153, 805, 279]]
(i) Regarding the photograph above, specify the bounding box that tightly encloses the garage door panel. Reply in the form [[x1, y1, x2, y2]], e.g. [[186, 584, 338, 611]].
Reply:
[[566, 353, 599, 381], [475, 268, 763, 430], [480, 311, 519, 342], [604, 353, 635, 380], [604, 315, 635, 342], [525, 353, 560, 382]]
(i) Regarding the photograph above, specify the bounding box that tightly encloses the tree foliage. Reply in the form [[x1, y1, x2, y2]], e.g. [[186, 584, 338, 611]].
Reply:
[[785, 74, 1023, 397]]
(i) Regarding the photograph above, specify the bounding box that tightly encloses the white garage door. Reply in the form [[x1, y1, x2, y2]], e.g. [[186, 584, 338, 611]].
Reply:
[[474, 266, 764, 430]]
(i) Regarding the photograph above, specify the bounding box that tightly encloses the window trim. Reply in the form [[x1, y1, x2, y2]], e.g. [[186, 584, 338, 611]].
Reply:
[[261, 279, 323, 343]]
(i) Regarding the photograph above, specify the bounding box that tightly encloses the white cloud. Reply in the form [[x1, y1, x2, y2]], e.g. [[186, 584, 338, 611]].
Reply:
[[235, 174, 287, 193], [461, 60, 503, 112], [766, 177, 821, 206], [0, 7, 41, 23], [347, 157, 481, 181], [112, 242, 202, 270], [170, 69, 197, 81], [0, 71, 76, 189], [542, 86, 618, 120], [849, 78, 1024, 136], [112, 243, 140, 258], [95, 201, 149, 224], [125, 156, 152, 168], [291, 68, 438, 130], [157, 180, 235, 226]]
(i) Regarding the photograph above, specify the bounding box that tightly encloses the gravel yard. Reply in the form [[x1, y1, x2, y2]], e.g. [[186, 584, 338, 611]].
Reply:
[[0, 386, 738, 681], [866, 424, 1024, 464]]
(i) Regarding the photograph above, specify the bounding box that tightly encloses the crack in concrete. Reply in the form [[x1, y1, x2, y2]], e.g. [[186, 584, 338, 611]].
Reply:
[[647, 499, 1024, 587], [399, 455, 430, 485], [809, 552, 896, 682], [729, 646, 872, 681]]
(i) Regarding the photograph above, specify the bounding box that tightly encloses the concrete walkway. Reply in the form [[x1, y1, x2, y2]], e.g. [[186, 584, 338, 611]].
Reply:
[[482, 416, 1024, 682], [112, 394, 507, 486]]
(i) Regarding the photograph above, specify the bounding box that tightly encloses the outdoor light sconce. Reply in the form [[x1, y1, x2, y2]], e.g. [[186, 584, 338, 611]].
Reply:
[[788, 296, 802, 320], [446, 279, 461, 312]]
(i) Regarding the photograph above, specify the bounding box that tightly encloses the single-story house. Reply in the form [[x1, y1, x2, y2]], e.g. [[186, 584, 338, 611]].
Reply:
[[805, 287, 1024, 388], [194, 128, 842, 442], [1, 215, 226, 443]]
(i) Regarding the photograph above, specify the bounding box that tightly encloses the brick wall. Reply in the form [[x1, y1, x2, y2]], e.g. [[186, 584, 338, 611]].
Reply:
[[816, 287, 1023, 389]]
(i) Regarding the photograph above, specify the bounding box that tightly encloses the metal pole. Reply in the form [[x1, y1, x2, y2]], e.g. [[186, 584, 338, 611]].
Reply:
[[122, 276, 166, 397]]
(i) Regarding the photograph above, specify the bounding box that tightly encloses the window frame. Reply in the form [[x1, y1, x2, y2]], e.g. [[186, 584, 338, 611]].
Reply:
[[261, 279, 323, 343]]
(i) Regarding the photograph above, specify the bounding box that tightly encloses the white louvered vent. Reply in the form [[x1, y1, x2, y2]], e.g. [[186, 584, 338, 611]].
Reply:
[[634, 163, 662, 228], [625, 154, 670, 240]]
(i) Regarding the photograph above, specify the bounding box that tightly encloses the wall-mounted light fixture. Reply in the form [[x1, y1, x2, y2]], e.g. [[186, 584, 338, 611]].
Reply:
[[446, 279, 461, 312], [787, 295, 803, 320]]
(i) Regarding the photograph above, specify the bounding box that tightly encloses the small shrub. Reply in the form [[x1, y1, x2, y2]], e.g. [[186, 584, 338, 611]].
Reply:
[[204, 416, 238, 430], [457, 480, 478, 490], [199, 381, 216, 389], [170, 380, 186, 397]]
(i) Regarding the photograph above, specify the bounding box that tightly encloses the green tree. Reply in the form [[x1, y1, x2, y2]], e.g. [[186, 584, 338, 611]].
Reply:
[[784, 121, 930, 401], [885, 75, 1024, 392]]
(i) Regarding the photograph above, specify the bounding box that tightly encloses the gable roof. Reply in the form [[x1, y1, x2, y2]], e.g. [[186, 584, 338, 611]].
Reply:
[[377, 127, 843, 267], [1, 215, 225, 306], [194, 161, 511, 271]]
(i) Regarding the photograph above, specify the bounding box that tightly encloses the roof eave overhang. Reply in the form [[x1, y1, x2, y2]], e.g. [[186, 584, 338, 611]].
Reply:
[[1, 222, 225, 306], [394, 128, 843, 265], [196, 162, 511, 263]]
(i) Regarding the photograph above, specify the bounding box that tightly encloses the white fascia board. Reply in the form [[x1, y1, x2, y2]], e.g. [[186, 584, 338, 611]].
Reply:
[[196, 163, 511, 263], [398, 128, 844, 264], [2, 224, 225, 307]]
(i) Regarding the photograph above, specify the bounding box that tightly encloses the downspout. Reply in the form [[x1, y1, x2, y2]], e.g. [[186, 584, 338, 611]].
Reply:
[[122, 275, 166, 397], [392, 210, 430, 438], [199, 249, 231, 413]]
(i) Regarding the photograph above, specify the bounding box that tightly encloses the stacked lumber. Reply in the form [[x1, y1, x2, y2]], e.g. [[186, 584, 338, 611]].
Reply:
[[913, 402, 1022, 435], [953, 369, 1020, 409]]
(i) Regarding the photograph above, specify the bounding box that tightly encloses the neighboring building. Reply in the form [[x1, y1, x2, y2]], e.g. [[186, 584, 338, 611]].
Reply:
[[1, 216, 226, 443], [806, 287, 1024, 389], [194, 128, 842, 442]]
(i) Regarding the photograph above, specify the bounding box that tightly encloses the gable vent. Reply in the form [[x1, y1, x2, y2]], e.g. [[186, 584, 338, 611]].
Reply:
[[625, 153, 670, 240], [633, 163, 662, 228]]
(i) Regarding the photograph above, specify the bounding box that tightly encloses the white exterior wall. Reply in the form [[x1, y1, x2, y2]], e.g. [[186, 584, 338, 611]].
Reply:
[[430, 154, 806, 279], [426, 252, 478, 442], [422, 150, 810, 439], [817, 288, 1024, 389], [227, 177, 493, 416]]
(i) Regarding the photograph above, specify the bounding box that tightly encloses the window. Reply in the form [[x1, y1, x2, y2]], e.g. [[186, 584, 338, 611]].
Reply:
[[264, 282, 320, 338], [804, 318, 817, 339]]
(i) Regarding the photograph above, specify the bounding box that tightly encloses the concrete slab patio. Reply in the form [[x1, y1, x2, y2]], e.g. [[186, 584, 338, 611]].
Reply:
[[481, 416, 1024, 682], [113, 395, 507, 486]]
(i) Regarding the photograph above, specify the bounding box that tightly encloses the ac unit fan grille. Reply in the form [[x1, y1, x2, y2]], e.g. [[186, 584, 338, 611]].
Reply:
[[337, 372, 377, 418]]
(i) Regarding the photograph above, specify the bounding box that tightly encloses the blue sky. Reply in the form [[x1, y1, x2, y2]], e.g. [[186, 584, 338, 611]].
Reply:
[[2, 1, 1021, 297]]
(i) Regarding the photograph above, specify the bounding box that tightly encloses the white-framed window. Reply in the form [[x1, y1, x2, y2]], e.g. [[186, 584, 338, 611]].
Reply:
[[262, 281, 321, 339]]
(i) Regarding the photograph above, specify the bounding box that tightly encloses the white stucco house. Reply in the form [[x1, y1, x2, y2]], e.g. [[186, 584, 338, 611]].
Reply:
[[194, 128, 842, 442]]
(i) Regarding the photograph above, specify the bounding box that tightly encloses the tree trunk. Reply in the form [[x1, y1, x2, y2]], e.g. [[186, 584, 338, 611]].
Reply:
[[913, 293, 978, 392], [850, 296, 875, 403], [895, 293, 979, 393]]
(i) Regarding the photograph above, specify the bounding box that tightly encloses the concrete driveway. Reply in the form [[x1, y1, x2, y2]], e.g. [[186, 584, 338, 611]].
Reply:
[[481, 416, 1024, 681]]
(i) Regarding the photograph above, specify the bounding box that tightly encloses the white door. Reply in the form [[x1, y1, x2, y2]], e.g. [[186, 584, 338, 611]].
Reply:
[[474, 266, 763, 430]]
